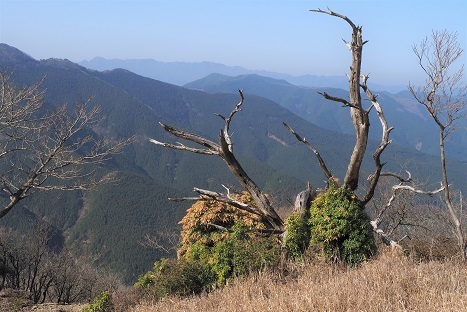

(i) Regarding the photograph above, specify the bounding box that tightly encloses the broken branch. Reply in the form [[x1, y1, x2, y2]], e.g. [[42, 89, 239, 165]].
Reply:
[[283, 122, 333, 181]]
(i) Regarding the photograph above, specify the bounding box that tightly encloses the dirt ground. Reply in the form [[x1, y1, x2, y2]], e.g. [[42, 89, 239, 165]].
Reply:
[[0, 289, 86, 312]]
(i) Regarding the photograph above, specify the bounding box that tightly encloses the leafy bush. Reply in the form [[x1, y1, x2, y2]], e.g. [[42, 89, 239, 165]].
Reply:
[[309, 185, 375, 265], [135, 223, 280, 299], [82, 291, 112, 312], [180, 220, 280, 286], [136, 193, 281, 299], [284, 212, 312, 259], [206, 222, 281, 285], [177, 192, 280, 284], [135, 258, 215, 298]]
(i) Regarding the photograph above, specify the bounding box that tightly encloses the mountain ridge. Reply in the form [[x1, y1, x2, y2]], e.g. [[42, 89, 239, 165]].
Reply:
[[185, 73, 467, 161], [78, 56, 406, 93], [0, 44, 465, 284]]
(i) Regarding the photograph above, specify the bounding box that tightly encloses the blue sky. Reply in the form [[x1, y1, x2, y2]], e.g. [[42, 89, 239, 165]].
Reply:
[[1, 0, 466, 86]]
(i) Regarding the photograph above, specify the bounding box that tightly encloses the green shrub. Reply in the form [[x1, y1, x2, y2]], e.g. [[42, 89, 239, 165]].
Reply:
[[136, 193, 281, 300], [208, 222, 281, 285], [284, 212, 312, 259], [309, 185, 375, 265], [135, 258, 215, 298], [82, 291, 112, 312], [134, 271, 155, 289]]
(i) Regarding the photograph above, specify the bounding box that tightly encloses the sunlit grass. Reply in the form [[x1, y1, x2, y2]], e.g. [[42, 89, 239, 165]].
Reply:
[[129, 251, 467, 312]]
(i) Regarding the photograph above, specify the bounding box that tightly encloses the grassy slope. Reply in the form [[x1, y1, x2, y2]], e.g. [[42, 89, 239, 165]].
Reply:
[[131, 253, 467, 312]]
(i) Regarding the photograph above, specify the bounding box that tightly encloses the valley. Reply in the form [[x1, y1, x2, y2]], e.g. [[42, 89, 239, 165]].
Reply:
[[0, 43, 465, 284]]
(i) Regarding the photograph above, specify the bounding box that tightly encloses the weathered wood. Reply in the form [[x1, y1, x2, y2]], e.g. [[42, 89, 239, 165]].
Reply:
[[370, 175, 444, 247], [311, 8, 370, 191], [293, 184, 315, 216], [150, 90, 284, 231], [360, 74, 394, 204], [283, 123, 333, 181]]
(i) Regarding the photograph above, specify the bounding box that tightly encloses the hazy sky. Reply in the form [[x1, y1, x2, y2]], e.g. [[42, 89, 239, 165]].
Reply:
[[1, 0, 466, 86]]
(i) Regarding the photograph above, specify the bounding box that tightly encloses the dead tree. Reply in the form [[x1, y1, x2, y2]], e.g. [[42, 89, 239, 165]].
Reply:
[[408, 30, 467, 260], [283, 10, 447, 250], [150, 90, 284, 231], [150, 9, 396, 246], [150, 9, 420, 250], [0, 71, 132, 218], [285, 8, 392, 204]]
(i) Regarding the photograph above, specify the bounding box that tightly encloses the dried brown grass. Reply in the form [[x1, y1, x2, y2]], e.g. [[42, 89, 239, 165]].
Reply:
[[129, 251, 467, 312]]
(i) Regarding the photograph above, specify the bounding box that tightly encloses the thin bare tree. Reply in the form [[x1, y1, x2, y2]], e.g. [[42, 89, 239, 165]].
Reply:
[[0, 71, 132, 218], [408, 30, 467, 260]]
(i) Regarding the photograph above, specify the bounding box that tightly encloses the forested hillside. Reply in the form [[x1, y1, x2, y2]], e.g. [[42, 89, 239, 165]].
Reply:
[[0, 43, 465, 283]]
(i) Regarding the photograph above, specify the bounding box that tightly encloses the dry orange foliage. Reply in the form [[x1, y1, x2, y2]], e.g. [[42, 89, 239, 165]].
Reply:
[[177, 192, 266, 258]]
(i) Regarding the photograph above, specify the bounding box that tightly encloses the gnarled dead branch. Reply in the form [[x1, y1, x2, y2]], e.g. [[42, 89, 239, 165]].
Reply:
[[150, 90, 284, 231], [283, 123, 333, 181], [371, 171, 444, 248], [308, 8, 370, 191], [360, 73, 394, 204]]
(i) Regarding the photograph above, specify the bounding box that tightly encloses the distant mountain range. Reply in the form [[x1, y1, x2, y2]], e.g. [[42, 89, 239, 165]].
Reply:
[[0, 43, 465, 284], [79, 57, 466, 161], [79, 57, 407, 93], [184, 73, 467, 162]]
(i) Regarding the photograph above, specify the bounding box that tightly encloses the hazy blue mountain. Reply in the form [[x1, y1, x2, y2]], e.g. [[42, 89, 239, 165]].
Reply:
[[1, 44, 465, 283], [185, 73, 467, 162], [78, 57, 405, 92]]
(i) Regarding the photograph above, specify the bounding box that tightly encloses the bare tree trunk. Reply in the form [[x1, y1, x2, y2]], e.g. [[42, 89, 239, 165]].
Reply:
[[439, 129, 466, 260], [345, 24, 369, 191], [409, 30, 467, 260], [151, 90, 284, 231], [218, 133, 284, 230], [311, 9, 370, 192]]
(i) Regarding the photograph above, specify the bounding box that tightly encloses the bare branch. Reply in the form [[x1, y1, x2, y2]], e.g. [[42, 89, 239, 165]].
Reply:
[[153, 91, 284, 230], [154, 122, 221, 153], [206, 223, 283, 235], [207, 223, 230, 232], [193, 187, 265, 218], [360, 73, 394, 204], [140, 230, 180, 255], [373, 180, 444, 229], [168, 196, 201, 202], [0, 72, 133, 218], [283, 122, 333, 181], [149, 138, 218, 155], [222, 89, 244, 153], [380, 171, 412, 183], [370, 180, 443, 250], [310, 8, 370, 191], [310, 8, 357, 30], [409, 29, 467, 260], [317, 91, 360, 109]]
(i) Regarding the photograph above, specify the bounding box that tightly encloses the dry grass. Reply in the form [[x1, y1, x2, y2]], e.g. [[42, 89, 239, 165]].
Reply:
[[130, 251, 467, 312]]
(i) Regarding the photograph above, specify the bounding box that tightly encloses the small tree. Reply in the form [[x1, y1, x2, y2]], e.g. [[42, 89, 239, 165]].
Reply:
[[408, 30, 467, 260], [0, 71, 131, 218]]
